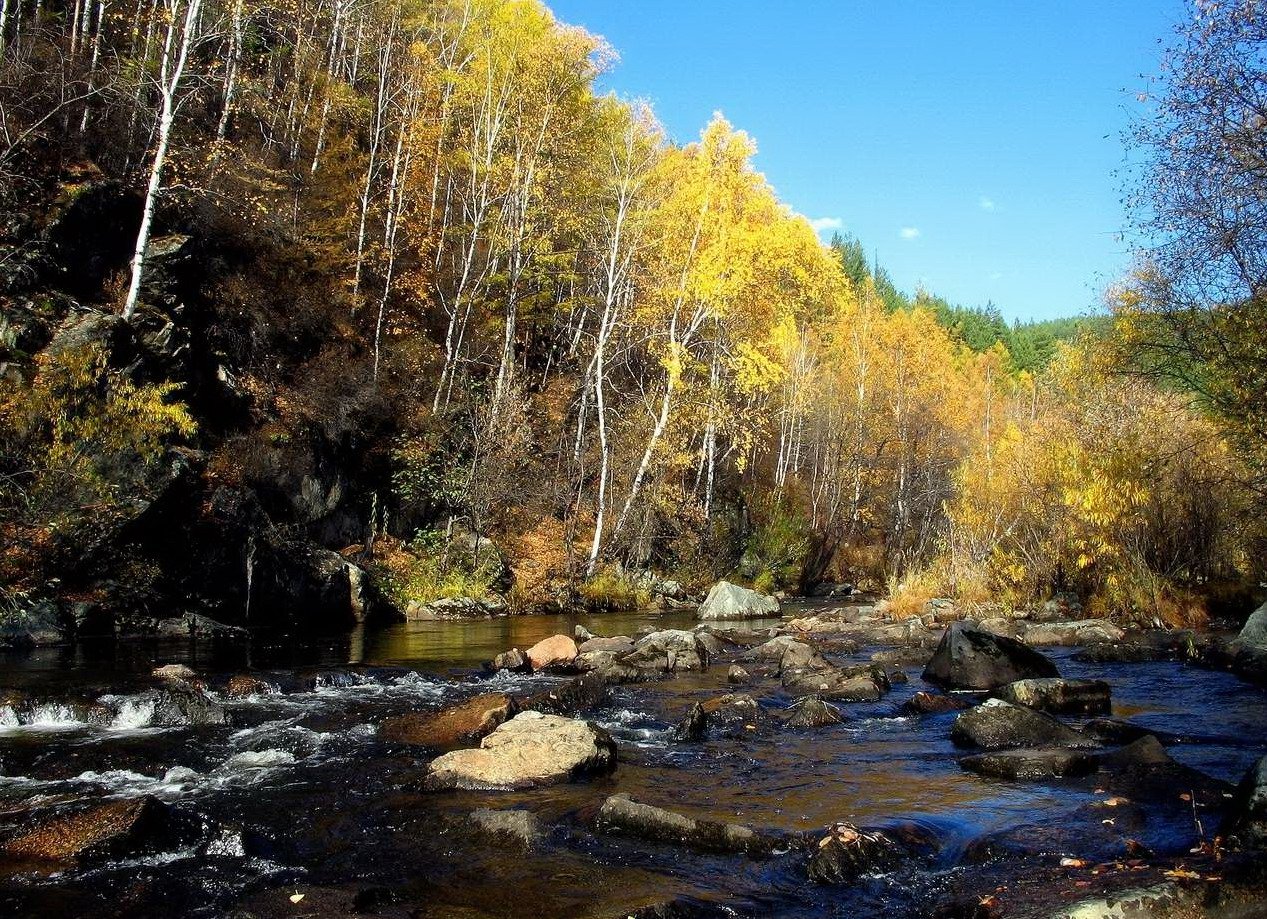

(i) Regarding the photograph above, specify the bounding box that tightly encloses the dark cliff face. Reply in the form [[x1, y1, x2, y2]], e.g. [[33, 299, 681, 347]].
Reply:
[[1, 175, 405, 639]]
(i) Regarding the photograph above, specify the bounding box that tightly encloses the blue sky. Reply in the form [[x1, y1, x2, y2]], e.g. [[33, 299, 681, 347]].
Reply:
[[546, 1, 1186, 322]]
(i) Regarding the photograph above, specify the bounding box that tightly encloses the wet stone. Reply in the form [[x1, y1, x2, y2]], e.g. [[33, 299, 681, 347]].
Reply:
[[952, 699, 1096, 751], [994, 678, 1111, 715], [923, 622, 1060, 690], [379, 693, 514, 750], [3, 796, 186, 862], [960, 747, 1096, 780]]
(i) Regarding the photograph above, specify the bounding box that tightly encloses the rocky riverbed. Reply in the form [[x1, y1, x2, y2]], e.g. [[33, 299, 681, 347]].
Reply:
[[1, 600, 1266, 918]]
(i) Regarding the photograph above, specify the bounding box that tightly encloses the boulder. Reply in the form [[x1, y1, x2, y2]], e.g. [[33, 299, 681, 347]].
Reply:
[[408, 596, 507, 620], [519, 672, 609, 716], [806, 824, 902, 885], [154, 613, 247, 640], [152, 663, 198, 685], [960, 747, 1095, 780], [697, 581, 779, 621], [525, 634, 578, 671], [0, 598, 68, 648], [951, 699, 1095, 750], [1222, 754, 1267, 849], [727, 665, 751, 685], [674, 703, 708, 742], [578, 636, 635, 655], [699, 693, 767, 735], [785, 696, 843, 729], [622, 629, 709, 672], [3, 796, 182, 862], [782, 664, 888, 702], [150, 688, 228, 726], [596, 794, 779, 857], [922, 622, 1059, 690], [222, 674, 274, 699], [423, 711, 616, 791], [491, 648, 529, 672], [994, 678, 1111, 715], [251, 541, 381, 628], [901, 691, 970, 716], [1021, 619, 1125, 646], [1232, 602, 1267, 654], [379, 693, 514, 749], [1094, 736, 1231, 806]]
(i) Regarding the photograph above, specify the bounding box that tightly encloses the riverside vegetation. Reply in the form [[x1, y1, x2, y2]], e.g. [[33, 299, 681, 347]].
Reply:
[[2, 0, 1267, 917]]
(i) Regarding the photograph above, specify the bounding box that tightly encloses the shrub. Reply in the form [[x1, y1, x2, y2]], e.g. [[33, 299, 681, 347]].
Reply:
[[372, 530, 501, 609], [578, 565, 648, 611]]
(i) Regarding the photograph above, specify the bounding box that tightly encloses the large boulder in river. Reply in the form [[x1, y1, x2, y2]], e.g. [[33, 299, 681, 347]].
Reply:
[[622, 629, 709, 672], [379, 693, 514, 750], [525, 634, 578, 671], [697, 581, 779, 620], [1222, 754, 1267, 849], [423, 711, 616, 791], [994, 678, 1111, 715], [1233, 602, 1267, 654], [951, 699, 1095, 750], [923, 622, 1059, 690], [3, 796, 185, 862]]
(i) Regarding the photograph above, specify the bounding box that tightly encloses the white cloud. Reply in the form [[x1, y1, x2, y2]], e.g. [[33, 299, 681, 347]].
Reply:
[[808, 216, 843, 234], [899, 226, 921, 240], [989, 271, 1003, 281], [979, 196, 996, 211]]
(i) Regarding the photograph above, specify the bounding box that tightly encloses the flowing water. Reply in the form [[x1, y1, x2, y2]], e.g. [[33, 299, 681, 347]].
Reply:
[[0, 603, 1264, 918]]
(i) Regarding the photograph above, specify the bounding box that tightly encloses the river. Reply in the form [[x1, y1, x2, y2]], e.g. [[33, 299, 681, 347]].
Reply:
[[0, 602, 1264, 917]]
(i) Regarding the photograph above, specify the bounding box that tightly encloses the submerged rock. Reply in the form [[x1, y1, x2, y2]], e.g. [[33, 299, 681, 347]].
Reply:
[[379, 693, 514, 749], [1094, 736, 1231, 806], [923, 622, 1060, 690], [994, 678, 1111, 715], [468, 808, 544, 848], [3, 796, 184, 862], [423, 711, 616, 791], [697, 581, 779, 620], [727, 664, 751, 684], [596, 794, 780, 856], [960, 747, 1095, 780], [151, 687, 229, 726], [952, 700, 1095, 751], [525, 634, 578, 671]]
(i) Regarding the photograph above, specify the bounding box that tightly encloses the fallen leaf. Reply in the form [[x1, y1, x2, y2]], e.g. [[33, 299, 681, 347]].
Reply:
[[1060, 857, 1088, 868], [289, 893, 305, 905]]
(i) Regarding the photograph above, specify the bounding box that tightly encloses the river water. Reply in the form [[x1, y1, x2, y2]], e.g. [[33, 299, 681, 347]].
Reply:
[[0, 603, 1264, 918]]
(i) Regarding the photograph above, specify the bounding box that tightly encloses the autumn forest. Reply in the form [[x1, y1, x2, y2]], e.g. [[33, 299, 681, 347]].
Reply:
[[1, 0, 1265, 633]]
